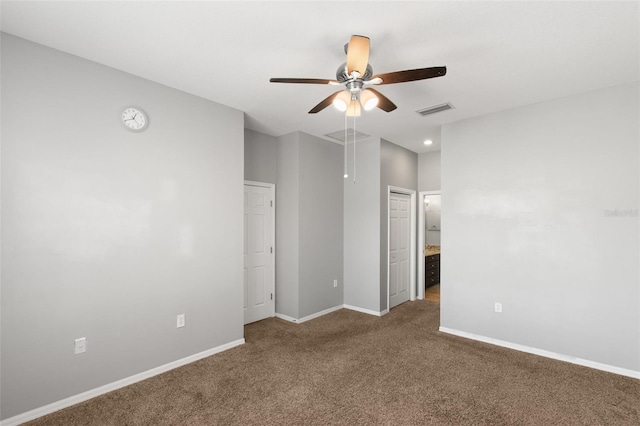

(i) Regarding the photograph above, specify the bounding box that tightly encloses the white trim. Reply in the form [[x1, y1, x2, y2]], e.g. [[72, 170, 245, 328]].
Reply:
[[343, 304, 386, 317], [243, 180, 273, 189], [243, 181, 276, 321], [439, 327, 640, 380], [418, 190, 441, 301], [387, 186, 417, 311], [275, 312, 298, 323], [297, 305, 343, 323], [0, 339, 245, 426], [278, 305, 386, 323]]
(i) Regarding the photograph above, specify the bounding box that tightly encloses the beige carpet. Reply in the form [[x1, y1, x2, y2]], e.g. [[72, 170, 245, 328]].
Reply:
[[27, 301, 640, 425]]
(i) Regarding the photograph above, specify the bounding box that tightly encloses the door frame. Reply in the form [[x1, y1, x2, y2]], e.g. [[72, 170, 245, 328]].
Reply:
[[387, 186, 417, 311], [244, 180, 276, 320], [418, 190, 441, 300]]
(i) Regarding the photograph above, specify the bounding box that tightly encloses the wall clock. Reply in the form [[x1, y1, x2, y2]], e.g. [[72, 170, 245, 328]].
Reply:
[[121, 106, 148, 132]]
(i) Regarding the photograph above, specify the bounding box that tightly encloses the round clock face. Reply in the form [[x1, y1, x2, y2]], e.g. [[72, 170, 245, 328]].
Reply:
[[121, 107, 148, 132]]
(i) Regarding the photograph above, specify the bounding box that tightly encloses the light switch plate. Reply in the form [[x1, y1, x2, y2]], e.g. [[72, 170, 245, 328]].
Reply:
[[177, 314, 185, 328], [74, 337, 87, 354]]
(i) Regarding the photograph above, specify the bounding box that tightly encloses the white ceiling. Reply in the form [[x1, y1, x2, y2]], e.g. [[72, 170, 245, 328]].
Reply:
[[2, 1, 638, 153]]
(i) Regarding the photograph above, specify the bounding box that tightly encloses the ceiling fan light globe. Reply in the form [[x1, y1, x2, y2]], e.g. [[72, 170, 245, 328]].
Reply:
[[346, 99, 361, 117], [333, 99, 348, 112], [333, 91, 351, 112], [360, 89, 378, 111], [364, 98, 378, 110]]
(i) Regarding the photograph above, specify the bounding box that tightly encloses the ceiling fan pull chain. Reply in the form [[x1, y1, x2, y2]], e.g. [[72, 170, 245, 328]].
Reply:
[[353, 107, 356, 184], [344, 113, 348, 179]]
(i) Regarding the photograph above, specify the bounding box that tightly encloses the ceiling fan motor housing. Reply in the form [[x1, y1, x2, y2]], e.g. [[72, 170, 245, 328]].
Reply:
[[346, 81, 364, 99], [336, 63, 373, 84]]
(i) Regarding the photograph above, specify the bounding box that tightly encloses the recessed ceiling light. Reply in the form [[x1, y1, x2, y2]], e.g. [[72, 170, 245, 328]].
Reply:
[[423, 139, 433, 146]]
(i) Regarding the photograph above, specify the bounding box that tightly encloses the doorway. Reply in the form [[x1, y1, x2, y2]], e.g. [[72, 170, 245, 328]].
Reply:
[[418, 191, 441, 302], [387, 187, 417, 310], [243, 181, 275, 324]]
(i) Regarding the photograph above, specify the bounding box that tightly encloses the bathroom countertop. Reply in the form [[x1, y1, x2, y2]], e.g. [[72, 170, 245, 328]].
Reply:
[[424, 245, 441, 256]]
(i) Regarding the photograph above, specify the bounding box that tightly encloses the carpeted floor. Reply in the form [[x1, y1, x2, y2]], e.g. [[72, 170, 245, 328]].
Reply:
[[27, 301, 640, 425]]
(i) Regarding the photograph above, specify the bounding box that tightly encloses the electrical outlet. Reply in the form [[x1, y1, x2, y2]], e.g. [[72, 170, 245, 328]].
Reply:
[[333, 279, 338, 288], [74, 337, 87, 354], [177, 314, 186, 328], [494, 302, 503, 313]]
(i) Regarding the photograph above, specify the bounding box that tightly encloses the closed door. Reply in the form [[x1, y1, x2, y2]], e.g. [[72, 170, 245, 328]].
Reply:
[[244, 184, 274, 324], [389, 192, 411, 309]]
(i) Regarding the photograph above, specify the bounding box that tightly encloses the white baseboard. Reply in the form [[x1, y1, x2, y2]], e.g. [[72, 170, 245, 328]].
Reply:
[[343, 304, 386, 317], [439, 327, 640, 380], [276, 305, 344, 324], [0, 339, 245, 426], [298, 305, 343, 323], [276, 304, 386, 324], [275, 312, 298, 323]]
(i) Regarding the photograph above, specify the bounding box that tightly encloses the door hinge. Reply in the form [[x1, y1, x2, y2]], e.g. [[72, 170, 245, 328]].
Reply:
[[270, 200, 273, 207], [270, 247, 273, 254], [270, 293, 273, 300]]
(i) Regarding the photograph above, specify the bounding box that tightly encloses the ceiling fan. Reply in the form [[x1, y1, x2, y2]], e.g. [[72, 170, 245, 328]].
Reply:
[[270, 35, 447, 115]]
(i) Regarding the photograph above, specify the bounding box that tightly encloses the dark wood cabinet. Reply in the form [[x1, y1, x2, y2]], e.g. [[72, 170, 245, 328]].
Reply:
[[425, 253, 440, 288]]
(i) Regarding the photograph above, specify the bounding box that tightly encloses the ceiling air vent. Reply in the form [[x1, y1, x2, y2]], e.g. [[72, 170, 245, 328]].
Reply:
[[416, 102, 454, 117], [324, 128, 371, 143]]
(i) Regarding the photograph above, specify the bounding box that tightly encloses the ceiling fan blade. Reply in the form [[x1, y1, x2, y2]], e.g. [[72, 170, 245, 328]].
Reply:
[[309, 91, 344, 114], [346, 35, 370, 76], [366, 88, 397, 112], [270, 78, 336, 84], [373, 66, 447, 85]]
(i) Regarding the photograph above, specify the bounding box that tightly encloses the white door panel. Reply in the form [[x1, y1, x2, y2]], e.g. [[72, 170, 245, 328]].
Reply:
[[389, 193, 411, 309], [389, 262, 398, 298], [243, 267, 248, 310], [243, 184, 274, 324]]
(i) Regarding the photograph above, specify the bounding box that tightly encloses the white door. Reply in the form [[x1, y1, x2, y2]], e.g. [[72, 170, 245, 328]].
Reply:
[[389, 192, 411, 309], [244, 184, 274, 324]]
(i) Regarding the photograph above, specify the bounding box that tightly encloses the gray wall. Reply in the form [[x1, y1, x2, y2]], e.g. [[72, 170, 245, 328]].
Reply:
[[379, 139, 418, 312], [275, 132, 300, 318], [418, 151, 441, 191], [343, 138, 381, 312], [298, 133, 344, 317], [441, 82, 639, 372], [1, 34, 245, 419], [244, 128, 277, 184], [275, 132, 344, 319]]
